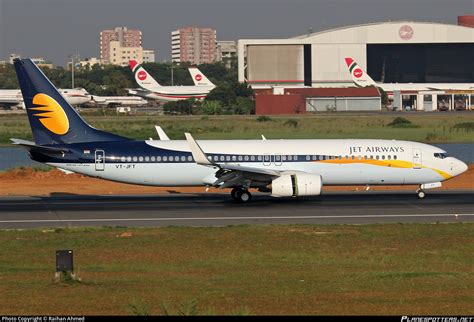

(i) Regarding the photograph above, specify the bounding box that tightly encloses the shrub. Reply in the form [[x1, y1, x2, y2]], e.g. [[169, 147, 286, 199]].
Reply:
[[387, 117, 419, 128], [256, 115, 272, 122]]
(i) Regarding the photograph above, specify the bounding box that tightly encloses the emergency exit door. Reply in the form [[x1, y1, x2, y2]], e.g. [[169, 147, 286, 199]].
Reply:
[[412, 148, 422, 169]]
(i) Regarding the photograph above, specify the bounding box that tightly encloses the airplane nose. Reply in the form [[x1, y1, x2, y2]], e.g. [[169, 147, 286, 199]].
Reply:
[[458, 160, 468, 174], [453, 159, 468, 176]]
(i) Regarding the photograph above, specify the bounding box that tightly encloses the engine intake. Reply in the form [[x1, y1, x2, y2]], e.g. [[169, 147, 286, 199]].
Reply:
[[271, 173, 322, 197]]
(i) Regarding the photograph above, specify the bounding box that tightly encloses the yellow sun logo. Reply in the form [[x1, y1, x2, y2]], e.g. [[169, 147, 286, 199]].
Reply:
[[30, 93, 69, 135]]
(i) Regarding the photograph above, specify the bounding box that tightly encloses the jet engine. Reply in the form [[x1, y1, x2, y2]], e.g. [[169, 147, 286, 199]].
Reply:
[[271, 173, 322, 197]]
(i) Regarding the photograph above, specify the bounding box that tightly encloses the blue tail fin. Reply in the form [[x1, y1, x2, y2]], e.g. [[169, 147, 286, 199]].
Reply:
[[14, 58, 129, 145]]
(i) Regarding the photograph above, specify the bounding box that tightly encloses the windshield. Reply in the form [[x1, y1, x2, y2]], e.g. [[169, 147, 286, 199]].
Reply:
[[434, 152, 448, 159]]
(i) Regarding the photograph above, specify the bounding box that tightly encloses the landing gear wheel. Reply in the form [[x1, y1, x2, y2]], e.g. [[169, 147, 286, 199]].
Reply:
[[230, 188, 252, 203], [417, 190, 426, 199], [239, 190, 252, 203], [231, 188, 239, 201]]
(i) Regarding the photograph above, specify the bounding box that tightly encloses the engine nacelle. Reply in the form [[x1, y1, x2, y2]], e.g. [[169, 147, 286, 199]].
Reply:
[[271, 173, 322, 197]]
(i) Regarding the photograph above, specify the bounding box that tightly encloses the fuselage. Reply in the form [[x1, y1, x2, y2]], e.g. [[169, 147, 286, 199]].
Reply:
[[40, 139, 467, 188], [135, 85, 215, 102], [0, 88, 91, 107]]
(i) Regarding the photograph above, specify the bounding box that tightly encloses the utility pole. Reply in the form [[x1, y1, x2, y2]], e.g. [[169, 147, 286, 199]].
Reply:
[[171, 61, 174, 86], [69, 54, 79, 88]]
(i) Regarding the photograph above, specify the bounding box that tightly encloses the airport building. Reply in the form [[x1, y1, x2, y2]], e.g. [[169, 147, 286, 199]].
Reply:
[[171, 27, 217, 64], [238, 19, 474, 114]]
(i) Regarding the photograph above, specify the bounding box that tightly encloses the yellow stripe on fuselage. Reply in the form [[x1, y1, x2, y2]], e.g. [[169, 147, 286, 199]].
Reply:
[[317, 159, 452, 180]]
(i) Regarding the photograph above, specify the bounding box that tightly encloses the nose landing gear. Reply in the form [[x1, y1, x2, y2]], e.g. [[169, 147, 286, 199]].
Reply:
[[416, 189, 426, 199], [231, 188, 252, 203]]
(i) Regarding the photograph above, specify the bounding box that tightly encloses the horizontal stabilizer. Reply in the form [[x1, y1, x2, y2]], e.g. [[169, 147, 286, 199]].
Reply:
[[10, 138, 69, 153]]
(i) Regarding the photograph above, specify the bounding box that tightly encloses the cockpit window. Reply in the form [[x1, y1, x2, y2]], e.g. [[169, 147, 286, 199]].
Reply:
[[434, 152, 448, 159]]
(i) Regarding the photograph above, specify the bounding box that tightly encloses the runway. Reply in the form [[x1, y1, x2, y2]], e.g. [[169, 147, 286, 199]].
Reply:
[[0, 190, 473, 229]]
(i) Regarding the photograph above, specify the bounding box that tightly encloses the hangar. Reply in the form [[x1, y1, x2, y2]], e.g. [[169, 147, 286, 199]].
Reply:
[[238, 20, 474, 88]]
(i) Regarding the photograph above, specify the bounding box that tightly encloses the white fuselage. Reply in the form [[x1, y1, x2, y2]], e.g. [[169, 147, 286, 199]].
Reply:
[[49, 139, 467, 188], [377, 83, 474, 94], [0, 88, 91, 107]]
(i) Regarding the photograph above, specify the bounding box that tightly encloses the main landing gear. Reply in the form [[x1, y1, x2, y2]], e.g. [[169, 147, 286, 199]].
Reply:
[[231, 188, 252, 203]]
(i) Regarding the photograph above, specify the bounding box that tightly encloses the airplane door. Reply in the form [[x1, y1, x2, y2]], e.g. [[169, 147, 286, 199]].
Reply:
[[412, 148, 422, 169], [95, 149, 105, 171]]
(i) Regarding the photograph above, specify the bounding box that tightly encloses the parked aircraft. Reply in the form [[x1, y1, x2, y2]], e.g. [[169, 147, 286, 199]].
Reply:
[[344, 57, 474, 93], [128, 60, 215, 102], [90, 95, 147, 107], [11, 58, 468, 202], [0, 88, 91, 109]]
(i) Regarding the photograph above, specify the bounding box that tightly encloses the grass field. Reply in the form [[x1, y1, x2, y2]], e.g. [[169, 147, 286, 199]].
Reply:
[[0, 223, 472, 315], [0, 112, 473, 145]]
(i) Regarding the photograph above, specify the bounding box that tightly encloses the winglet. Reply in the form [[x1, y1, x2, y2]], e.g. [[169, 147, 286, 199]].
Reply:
[[185, 132, 213, 165], [261, 134, 267, 141], [155, 126, 170, 140]]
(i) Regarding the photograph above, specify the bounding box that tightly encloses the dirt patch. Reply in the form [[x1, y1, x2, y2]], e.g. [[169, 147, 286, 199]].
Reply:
[[1, 165, 472, 196]]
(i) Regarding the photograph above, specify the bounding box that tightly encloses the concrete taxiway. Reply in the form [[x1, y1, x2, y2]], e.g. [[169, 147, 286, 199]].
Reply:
[[0, 190, 472, 229]]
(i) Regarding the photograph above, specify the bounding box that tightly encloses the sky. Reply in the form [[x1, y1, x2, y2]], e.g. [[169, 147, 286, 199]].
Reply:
[[0, 0, 472, 66]]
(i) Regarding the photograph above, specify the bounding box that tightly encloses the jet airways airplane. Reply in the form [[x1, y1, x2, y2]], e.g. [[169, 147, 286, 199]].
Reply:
[[11, 58, 468, 202], [345, 57, 474, 93], [0, 88, 91, 109], [128, 60, 216, 102]]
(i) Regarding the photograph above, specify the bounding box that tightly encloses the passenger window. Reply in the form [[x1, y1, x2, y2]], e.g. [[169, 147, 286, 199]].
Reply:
[[258, 155, 263, 161], [364, 156, 368, 160], [370, 155, 374, 160], [139, 156, 143, 162], [394, 155, 397, 160], [358, 156, 362, 160], [188, 156, 193, 161], [121, 156, 126, 162], [382, 155, 385, 160], [157, 156, 162, 162], [163, 156, 168, 161], [338, 156, 342, 160], [250, 156, 255, 161], [181, 156, 186, 161], [376, 155, 379, 160], [387, 155, 391, 160], [145, 156, 149, 162], [238, 156, 242, 161], [306, 155, 310, 161], [282, 155, 286, 161], [133, 156, 138, 162], [151, 156, 155, 162], [232, 156, 237, 161], [244, 156, 249, 161], [220, 156, 225, 161], [226, 156, 231, 161], [351, 156, 355, 160]]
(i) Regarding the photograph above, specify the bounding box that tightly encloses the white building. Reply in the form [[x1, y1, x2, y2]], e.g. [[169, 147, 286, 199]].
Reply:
[[238, 21, 474, 111], [79, 57, 102, 68], [143, 50, 156, 63], [216, 40, 237, 68], [108, 40, 143, 67]]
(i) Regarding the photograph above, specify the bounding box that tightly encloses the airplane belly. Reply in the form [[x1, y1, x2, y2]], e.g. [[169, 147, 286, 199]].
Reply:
[[49, 163, 216, 186]]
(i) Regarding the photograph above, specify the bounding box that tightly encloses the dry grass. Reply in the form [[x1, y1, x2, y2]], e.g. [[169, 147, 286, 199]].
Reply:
[[0, 224, 472, 315]]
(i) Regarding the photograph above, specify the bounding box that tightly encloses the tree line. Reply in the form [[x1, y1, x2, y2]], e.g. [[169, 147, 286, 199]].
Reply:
[[0, 58, 255, 115]]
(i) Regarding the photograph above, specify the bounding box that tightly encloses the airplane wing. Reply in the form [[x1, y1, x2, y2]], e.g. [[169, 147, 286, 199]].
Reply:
[[185, 133, 281, 189]]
